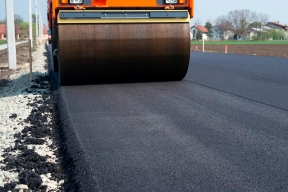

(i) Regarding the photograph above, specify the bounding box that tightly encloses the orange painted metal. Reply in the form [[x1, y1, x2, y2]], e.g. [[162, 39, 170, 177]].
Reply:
[[47, 0, 194, 29], [92, 0, 107, 7], [189, 0, 194, 17], [106, 0, 156, 7]]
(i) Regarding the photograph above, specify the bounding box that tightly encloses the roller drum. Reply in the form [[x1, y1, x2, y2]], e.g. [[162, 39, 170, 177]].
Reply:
[[58, 23, 190, 85]]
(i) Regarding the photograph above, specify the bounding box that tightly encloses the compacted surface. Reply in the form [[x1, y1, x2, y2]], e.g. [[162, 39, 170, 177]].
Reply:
[[54, 51, 288, 191]]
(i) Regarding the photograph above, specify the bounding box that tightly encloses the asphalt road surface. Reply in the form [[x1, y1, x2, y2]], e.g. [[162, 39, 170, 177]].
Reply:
[[51, 50, 288, 192]]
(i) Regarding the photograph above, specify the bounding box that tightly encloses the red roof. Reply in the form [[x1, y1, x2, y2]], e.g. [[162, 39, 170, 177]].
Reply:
[[194, 25, 208, 33], [0, 24, 49, 34], [0, 24, 20, 34], [0, 24, 6, 34], [268, 22, 285, 27], [43, 25, 48, 34]]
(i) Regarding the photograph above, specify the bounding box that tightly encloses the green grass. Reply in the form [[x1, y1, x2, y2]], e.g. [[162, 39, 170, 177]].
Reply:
[[191, 40, 288, 45], [0, 40, 7, 45]]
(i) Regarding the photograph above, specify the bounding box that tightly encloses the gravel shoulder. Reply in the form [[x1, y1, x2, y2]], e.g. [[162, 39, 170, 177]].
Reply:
[[0, 45, 66, 191]]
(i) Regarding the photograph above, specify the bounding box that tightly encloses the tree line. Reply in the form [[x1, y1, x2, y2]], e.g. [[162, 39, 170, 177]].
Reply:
[[195, 9, 288, 40], [0, 14, 39, 39]]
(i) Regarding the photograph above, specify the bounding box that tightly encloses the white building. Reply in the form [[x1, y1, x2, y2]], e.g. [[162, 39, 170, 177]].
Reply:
[[266, 21, 288, 31], [210, 26, 234, 40], [190, 26, 208, 40], [247, 26, 272, 40]]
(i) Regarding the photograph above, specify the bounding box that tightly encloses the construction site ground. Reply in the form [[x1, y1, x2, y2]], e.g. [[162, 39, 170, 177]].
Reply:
[[0, 43, 31, 86], [191, 44, 288, 58], [1, 43, 288, 84]]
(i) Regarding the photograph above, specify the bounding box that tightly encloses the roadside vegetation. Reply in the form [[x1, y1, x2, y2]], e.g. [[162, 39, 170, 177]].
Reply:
[[192, 9, 288, 42], [0, 40, 7, 45], [0, 14, 38, 41]]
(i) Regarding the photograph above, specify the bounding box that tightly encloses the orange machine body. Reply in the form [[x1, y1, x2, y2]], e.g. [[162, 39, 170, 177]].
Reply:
[[47, 0, 194, 29]]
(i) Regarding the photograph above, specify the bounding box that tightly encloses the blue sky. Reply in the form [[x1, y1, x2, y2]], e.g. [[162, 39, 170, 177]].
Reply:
[[0, 0, 47, 25], [0, 0, 287, 28]]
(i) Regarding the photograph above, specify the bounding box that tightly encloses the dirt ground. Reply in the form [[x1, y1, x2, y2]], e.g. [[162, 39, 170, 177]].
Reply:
[[0, 43, 31, 87], [190, 44, 288, 58]]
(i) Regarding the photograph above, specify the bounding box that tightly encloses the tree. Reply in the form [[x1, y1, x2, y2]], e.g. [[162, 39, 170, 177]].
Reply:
[[0, 17, 6, 24], [32, 23, 37, 37], [215, 15, 233, 40], [196, 30, 202, 40], [205, 21, 213, 38], [257, 12, 270, 26], [20, 22, 29, 38], [32, 14, 36, 23], [249, 12, 270, 40], [14, 14, 24, 25], [247, 21, 262, 29], [194, 18, 202, 26], [228, 9, 252, 39]]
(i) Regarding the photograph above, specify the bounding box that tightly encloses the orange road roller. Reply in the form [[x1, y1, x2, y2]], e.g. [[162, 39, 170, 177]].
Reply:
[[47, 0, 194, 85]]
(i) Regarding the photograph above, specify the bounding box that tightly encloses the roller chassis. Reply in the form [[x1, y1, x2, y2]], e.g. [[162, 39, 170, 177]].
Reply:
[[48, 1, 194, 85]]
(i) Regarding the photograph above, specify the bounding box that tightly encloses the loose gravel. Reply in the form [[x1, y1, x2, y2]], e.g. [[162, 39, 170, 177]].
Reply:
[[0, 46, 66, 191]]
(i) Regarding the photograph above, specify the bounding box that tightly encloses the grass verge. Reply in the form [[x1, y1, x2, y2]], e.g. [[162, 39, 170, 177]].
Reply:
[[0, 40, 7, 45]]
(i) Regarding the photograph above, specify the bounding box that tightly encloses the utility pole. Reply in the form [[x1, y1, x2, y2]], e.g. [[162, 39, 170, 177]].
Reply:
[[39, 8, 42, 44], [35, 0, 38, 46], [40, 11, 43, 43], [29, 0, 33, 47], [5, 0, 17, 69]]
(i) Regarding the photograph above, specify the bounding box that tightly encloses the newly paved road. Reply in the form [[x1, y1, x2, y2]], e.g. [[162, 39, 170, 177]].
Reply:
[[52, 51, 288, 191]]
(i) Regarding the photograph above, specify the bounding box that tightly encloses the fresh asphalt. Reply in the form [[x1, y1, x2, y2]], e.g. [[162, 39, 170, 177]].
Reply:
[[48, 47, 288, 191]]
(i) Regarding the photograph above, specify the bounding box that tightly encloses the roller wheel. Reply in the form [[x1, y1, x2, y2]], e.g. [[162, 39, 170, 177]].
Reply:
[[52, 27, 59, 72], [58, 23, 190, 85]]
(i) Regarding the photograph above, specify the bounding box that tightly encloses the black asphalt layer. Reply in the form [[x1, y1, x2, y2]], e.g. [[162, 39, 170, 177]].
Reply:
[[50, 50, 288, 192]]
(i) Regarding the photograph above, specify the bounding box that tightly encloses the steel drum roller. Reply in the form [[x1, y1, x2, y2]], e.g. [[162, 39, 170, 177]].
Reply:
[[57, 11, 190, 85]]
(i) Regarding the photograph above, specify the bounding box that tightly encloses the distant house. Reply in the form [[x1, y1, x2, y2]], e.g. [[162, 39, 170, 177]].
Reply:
[[0, 24, 49, 40], [0, 24, 21, 40], [247, 26, 272, 40], [210, 26, 234, 40], [210, 26, 222, 40], [0, 24, 6, 40], [266, 21, 287, 31], [42, 25, 48, 40], [190, 25, 208, 40], [15, 25, 22, 40]]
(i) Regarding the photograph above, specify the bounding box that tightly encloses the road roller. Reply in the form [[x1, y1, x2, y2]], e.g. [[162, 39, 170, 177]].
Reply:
[[47, 0, 194, 85]]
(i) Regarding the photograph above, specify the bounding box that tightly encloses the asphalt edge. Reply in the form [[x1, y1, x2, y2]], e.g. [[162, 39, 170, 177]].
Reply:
[[45, 44, 99, 192]]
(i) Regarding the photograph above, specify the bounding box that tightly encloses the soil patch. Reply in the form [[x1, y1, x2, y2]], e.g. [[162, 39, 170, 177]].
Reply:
[[0, 43, 31, 83], [191, 44, 288, 58]]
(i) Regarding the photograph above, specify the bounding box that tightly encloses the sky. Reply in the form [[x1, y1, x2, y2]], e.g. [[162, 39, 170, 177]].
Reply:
[[0, 0, 287, 28], [191, 0, 288, 26], [0, 0, 47, 26]]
